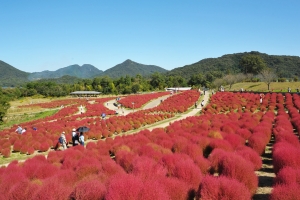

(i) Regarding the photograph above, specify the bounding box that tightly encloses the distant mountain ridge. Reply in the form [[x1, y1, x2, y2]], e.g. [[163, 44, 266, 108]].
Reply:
[[167, 51, 300, 79], [28, 64, 103, 80], [1, 52, 300, 87], [0, 60, 29, 87], [99, 59, 168, 78]]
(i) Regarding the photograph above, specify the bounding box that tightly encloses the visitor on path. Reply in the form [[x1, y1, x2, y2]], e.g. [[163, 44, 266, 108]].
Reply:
[[101, 112, 106, 120], [59, 132, 67, 150], [71, 128, 77, 146], [288, 87, 291, 93], [79, 132, 84, 146], [32, 126, 37, 131], [122, 108, 124, 115], [15, 125, 22, 134], [201, 100, 204, 107], [195, 102, 197, 109]]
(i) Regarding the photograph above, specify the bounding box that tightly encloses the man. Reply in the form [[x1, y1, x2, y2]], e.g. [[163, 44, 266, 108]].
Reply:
[[15, 125, 22, 134]]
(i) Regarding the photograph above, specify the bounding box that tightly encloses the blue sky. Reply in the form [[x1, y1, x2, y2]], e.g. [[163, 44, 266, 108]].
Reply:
[[1, 0, 299, 73]]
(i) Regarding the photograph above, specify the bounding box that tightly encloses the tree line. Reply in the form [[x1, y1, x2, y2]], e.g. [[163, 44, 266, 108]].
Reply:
[[0, 54, 288, 123]]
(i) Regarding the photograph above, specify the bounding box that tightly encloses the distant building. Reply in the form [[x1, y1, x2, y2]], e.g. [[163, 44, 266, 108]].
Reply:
[[70, 91, 101, 97], [165, 87, 192, 92]]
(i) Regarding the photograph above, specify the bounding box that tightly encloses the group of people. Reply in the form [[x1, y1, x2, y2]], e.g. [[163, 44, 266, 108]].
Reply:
[[194, 100, 205, 109], [58, 128, 85, 150]]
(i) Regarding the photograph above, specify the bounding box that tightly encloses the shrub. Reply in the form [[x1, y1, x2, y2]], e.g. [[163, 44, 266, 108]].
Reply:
[[1, 148, 11, 157], [131, 156, 167, 180], [274, 167, 300, 185], [105, 174, 143, 200], [270, 183, 300, 200], [273, 142, 300, 174], [218, 152, 258, 195], [139, 179, 170, 200], [159, 177, 191, 200], [248, 134, 267, 155], [71, 179, 106, 200], [235, 146, 262, 171], [198, 175, 251, 200]]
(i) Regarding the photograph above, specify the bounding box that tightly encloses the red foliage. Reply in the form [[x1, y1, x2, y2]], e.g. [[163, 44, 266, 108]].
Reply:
[[105, 174, 143, 200], [270, 183, 300, 200], [235, 146, 262, 171], [198, 175, 251, 200], [139, 179, 170, 200], [274, 167, 300, 185], [218, 152, 258, 195], [71, 179, 106, 200], [272, 142, 300, 174]]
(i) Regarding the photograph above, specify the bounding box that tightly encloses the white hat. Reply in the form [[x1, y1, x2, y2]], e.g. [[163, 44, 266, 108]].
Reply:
[[62, 131, 65, 134], [72, 128, 76, 131]]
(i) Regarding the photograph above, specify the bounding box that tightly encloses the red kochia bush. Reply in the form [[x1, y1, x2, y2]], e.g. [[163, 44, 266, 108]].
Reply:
[[235, 146, 262, 171], [198, 175, 251, 200], [139, 179, 170, 200], [159, 177, 191, 200], [274, 167, 300, 185], [270, 183, 300, 200], [272, 142, 300, 174], [71, 179, 106, 200], [218, 152, 258, 195], [105, 174, 143, 200]]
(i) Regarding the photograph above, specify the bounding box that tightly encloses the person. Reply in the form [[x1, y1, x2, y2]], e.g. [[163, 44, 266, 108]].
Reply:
[[260, 96, 263, 104], [297, 88, 299, 93], [101, 112, 106, 120], [32, 126, 37, 131], [122, 108, 124, 115], [71, 128, 77, 146], [195, 102, 197, 109], [288, 87, 291, 93], [21, 128, 27, 134], [15, 125, 22, 134], [59, 132, 67, 150], [79, 132, 84, 146], [201, 100, 204, 107]]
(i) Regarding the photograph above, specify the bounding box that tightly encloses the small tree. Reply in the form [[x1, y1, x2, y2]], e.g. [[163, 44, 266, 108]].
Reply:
[[258, 69, 277, 90]]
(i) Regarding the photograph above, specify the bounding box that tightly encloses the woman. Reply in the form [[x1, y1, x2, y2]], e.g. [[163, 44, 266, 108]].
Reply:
[[79, 132, 84, 146]]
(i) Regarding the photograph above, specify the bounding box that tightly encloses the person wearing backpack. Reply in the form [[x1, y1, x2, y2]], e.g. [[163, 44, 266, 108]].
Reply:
[[59, 132, 67, 150], [79, 132, 84, 146]]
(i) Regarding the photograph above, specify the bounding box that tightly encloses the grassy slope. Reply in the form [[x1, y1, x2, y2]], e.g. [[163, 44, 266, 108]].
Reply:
[[225, 82, 300, 92]]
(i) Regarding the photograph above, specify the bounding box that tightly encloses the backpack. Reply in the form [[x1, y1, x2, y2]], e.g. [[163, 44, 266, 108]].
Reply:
[[59, 136, 64, 144]]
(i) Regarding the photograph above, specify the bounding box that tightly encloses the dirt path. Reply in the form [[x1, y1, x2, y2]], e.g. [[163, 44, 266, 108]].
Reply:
[[253, 138, 275, 200]]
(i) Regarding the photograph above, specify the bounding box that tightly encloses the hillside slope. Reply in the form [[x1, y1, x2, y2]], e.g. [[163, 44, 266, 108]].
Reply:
[[99, 59, 168, 78], [0, 60, 29, 87], [28, 64, 103, 80], [167, 51, 300, 79]]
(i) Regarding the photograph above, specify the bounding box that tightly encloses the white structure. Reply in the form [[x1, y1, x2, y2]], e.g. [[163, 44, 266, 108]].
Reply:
[[165, 87, 192, 92]]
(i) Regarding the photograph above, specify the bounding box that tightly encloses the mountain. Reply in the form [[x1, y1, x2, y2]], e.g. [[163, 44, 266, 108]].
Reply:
[[99, 59, 168, 79], [0, 60, 30, 87], [167, 51, 300, 79], [27, 64, 103, 80]]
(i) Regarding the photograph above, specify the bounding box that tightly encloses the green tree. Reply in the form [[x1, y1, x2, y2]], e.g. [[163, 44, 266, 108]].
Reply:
[[0, 89, 10, 124], [240, 54, 267, 74]]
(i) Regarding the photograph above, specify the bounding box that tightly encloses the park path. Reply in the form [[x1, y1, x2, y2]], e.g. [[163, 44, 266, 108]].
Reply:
[[103, 92, 210, 132]]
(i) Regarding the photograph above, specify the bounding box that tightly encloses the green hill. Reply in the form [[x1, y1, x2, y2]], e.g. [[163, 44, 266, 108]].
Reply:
[[167, 51, 300, 79], [99, 59, 168, 78], [0, 60, 29, 87], [28, 64, 103, 80]]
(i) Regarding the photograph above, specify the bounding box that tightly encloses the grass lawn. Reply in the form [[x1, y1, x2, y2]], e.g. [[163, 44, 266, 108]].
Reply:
[[225, 82, 300, 92]]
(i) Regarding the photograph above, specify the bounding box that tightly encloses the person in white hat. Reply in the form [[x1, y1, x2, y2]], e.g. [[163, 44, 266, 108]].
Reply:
[[71, 128, 78, 146]]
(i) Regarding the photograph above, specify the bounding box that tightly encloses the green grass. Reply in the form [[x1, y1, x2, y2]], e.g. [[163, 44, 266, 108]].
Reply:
[[0, 109, 59, 130], [225, 82, 300, 92]]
